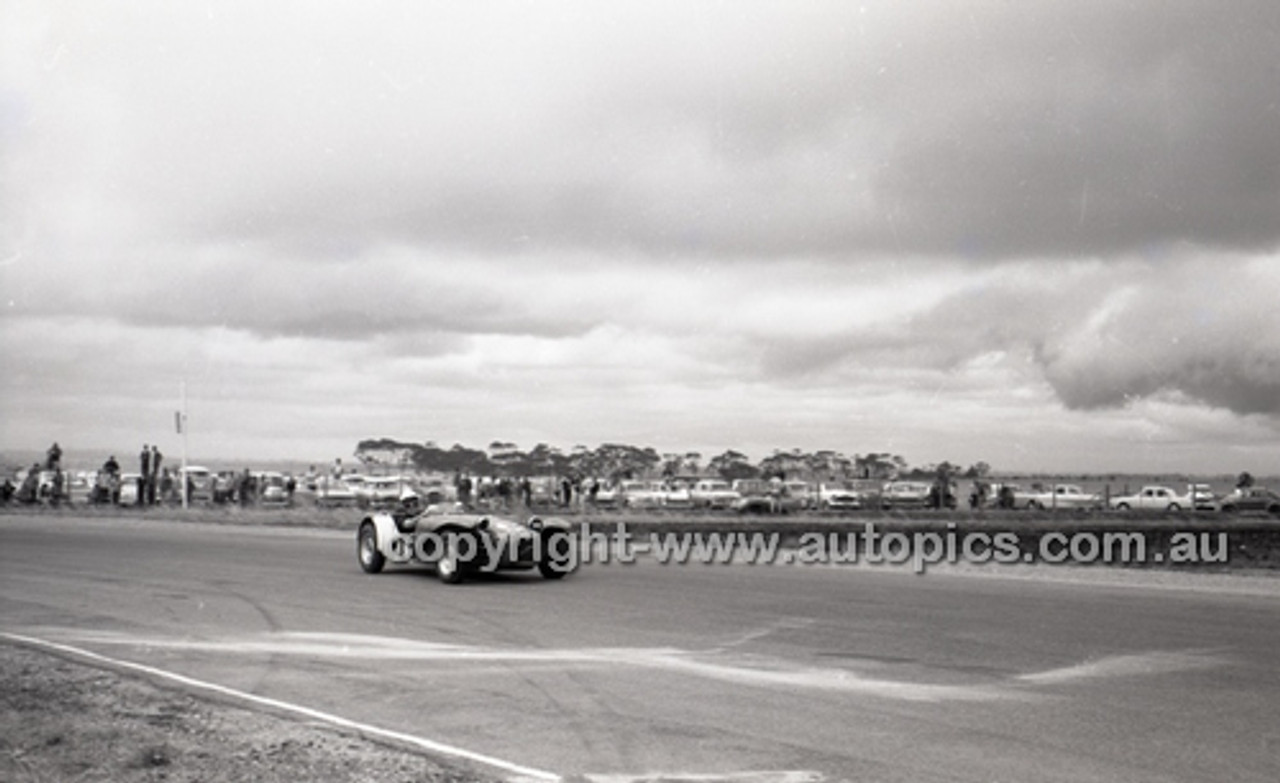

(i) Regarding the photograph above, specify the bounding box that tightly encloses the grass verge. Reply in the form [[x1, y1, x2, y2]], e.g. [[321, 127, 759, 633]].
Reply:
[[0, 641, 498, 783]]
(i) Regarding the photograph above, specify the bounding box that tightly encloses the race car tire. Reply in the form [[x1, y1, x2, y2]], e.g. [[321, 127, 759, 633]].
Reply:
[[358, 522, 385, 574], [538, 531, 574, 580], [435, 532, 471, 585]]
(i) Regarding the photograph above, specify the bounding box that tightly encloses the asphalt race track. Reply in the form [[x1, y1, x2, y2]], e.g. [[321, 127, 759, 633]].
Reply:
[[2, 514, 1278, 782]]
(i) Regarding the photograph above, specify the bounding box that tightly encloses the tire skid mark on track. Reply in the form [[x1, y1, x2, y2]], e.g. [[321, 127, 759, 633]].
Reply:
[[1015, 649, 1222, 685], [21, 628, 1218, 703]]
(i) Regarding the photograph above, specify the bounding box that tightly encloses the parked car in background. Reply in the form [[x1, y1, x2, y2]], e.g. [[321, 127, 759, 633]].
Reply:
[[355, 475, 413, 509], [1186, 484, 1220, 511], [1019, 484, 1104, 510], [880, 481, 933, 510], [212, 470, 239, 503], [117, 472, 143, 505], [589, 480, 621, 508], [620, 480, 666, 509], [255, 471, 291, 506], [661, 480, 694, 510], [732, 479, 778, 513], [690, 479, 740, 509], [179, 466, 213, 503], [817, 481, 862, 511], [779, 480, 812, 511], [1219, 487, 1280, 516], [1109, 485, 1187, 512], [314, 476, 358, 508]]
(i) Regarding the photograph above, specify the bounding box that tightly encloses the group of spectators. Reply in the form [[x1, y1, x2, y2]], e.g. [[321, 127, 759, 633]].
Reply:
[[0, 442, 178, 507], [2, 442, 71, 505], [93, 443, 167, 505], [453, 472, 605, 510]]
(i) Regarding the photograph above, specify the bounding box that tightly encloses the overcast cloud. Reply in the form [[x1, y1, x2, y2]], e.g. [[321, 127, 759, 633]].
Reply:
[[2, 1, 1278, 474]]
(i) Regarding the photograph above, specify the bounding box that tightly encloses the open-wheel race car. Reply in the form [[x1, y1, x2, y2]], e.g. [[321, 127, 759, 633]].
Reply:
[[356, 501, 577, 584]]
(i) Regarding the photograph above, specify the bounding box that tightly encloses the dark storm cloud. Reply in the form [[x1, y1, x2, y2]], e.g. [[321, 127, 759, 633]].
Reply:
[[868, 258, 1280, 418], [872, 2, 1280, 258], [71, 1, 1276, 264]]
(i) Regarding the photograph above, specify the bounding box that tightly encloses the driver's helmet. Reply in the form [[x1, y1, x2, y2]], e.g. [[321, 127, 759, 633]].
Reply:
[[398, 489, 421, 513]]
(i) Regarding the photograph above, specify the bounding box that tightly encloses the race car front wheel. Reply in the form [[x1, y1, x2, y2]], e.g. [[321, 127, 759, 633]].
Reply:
[[358, 522, 385, 574], [435, 533, 471, 585]]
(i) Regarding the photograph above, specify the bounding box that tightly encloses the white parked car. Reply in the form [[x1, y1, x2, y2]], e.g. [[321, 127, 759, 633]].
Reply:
[[1019, 484, 1103, 510], [620, 480, 666, 509], [355, 475, 414, 509], [818, 481, 862, 510], [179, 465, 213, 502], [1109, 485, 1187, 512], [314, 476, 358, 508], [661, 481, 694, 509], [689, 479, 740, 509], [117, 472, 143, 505]]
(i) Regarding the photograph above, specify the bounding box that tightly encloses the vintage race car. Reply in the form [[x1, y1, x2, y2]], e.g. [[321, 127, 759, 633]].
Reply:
[[357, 502, 577, 584]]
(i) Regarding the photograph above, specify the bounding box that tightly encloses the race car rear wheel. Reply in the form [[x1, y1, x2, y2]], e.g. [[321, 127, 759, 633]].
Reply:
[[358, 522, 385, 574], [538, 531, 575, 580]]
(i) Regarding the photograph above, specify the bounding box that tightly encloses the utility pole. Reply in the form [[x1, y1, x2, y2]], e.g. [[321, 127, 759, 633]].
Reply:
[[179, 381, 189, 509]]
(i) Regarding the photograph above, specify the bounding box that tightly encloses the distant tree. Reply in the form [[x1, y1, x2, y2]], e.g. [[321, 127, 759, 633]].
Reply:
[[1237, 471, 1255, 489], [589, 443, 661, 481], [965, 461, 992, 479], [708, 450, 758, 481], [856, 453, 905, 480]]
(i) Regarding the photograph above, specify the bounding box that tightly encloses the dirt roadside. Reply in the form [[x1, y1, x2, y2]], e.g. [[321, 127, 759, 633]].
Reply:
[[0, 642, 500, 783]]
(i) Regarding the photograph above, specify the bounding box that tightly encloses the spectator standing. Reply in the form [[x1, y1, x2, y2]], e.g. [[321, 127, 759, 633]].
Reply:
[[18, 464, 41, 503], [139, 445, 151, 507], [160, 468, 174, 504], [46, 442, 62, 470], [50, 469, 64, 507], [148, 445, 163, 505], [102, 455, 121, 503], [239, 468, 253, 506]]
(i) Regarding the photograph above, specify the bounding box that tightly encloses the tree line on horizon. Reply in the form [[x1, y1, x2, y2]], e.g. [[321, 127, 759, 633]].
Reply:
[[353, 438, 995, 484]]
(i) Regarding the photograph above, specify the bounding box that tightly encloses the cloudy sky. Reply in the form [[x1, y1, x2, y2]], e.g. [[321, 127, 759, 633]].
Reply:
[[3, 1, 1278, 474]]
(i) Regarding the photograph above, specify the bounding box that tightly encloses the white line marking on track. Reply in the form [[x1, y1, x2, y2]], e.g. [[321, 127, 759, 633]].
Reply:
[[0, 631, 561, 782], [584, 771, 823, 783]]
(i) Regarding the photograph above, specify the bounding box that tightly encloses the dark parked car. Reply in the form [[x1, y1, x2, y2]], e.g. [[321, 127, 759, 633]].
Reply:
[[1219, 487, 1280, 516]]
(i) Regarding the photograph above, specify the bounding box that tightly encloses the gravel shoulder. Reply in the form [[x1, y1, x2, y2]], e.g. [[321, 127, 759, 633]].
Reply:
[[0, 641, 498, 783]]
